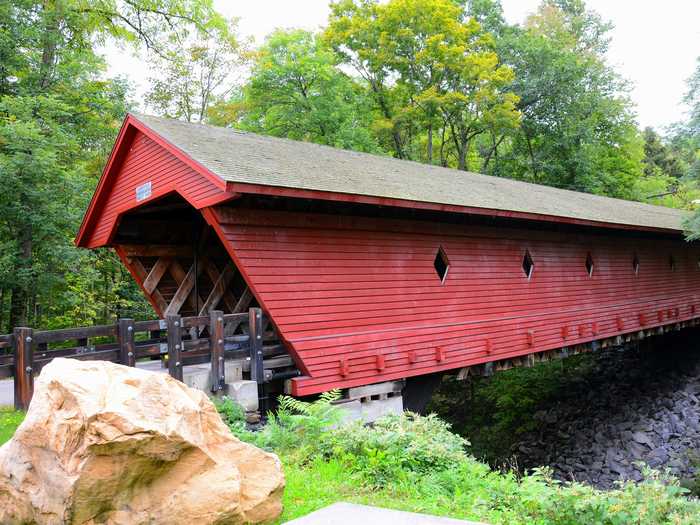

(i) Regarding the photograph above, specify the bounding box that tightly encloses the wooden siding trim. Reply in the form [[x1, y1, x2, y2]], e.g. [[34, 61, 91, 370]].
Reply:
[[76, 120, 136, 247], [225, 181, 683, 236]]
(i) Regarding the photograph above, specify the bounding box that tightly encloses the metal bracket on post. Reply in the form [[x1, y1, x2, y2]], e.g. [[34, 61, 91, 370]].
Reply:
[[13, 327, 34, 411], [248, 307, 265, 412], [167, 315, 183, 382], [118, 318, 136, 367], [210, 310, 225, 393]]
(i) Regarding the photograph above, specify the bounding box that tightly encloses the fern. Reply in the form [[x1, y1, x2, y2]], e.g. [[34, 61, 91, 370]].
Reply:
[[249, 389, 345, 456]]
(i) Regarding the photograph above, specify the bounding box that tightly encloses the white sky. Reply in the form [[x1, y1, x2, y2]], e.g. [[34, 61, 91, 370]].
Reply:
[[103, 0, 700, 132]]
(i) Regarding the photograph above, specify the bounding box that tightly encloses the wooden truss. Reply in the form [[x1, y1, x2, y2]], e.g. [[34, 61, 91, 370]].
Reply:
[[116, 243, 254, 321]]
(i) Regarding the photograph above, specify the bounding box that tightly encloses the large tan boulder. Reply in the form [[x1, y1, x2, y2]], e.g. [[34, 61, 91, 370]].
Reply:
[[0, 358, 284, 524]]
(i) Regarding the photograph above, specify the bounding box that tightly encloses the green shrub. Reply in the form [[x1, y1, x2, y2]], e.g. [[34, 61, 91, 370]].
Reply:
[[215, 393, 700, 524], [323, 412, 469, 484], [216, 390, 345, 458], [214, 397, 247, 435]]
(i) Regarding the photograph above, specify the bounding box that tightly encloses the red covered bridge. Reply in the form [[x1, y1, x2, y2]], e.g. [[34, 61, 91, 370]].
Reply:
[[76, 113, 700, 402]]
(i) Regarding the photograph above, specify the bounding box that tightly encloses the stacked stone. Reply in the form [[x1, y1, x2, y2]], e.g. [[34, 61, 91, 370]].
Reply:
[[513, 342, 700, 488]]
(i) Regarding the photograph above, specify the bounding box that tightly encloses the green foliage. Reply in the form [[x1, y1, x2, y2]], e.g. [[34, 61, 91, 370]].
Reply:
[[483, 2, 643, 197], [679, 56, 700, 239], [216, 390, 346, 458], [213, 396, 248, 435], [213, 29, 382, 153], [322, 412, 469, 485], [0, 0, 222, 332], [254, 390, 345, 454], [0, 408, 23, 445], [146, 18, 247, 122], [325, 0, 520, 167], [430, 354, 602, 463], [213, 393, 700, 524]]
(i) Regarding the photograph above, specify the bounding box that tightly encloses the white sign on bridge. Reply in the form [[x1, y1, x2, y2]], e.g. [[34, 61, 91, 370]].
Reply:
[[135, 181, 152, 202]]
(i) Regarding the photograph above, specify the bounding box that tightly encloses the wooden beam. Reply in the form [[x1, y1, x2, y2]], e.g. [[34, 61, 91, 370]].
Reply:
[[128, 257, 169, 313], [233, 286, 253, 313], [209, 310, 225, 393], [167, 315, 183, 382], [143, 257, 171, 294], [121, 244, 192, 257], [118, 319, 136, 367], [199, 262, 236, 315], [166, 259, 206, 316], [13, 327, 34, 411], [203, 261, 238, 312]]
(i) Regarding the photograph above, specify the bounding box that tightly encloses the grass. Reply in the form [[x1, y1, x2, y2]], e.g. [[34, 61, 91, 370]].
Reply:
[[275, 457, 469, 524], [274, 453, 700, 525], [0, 407, 23, 445]]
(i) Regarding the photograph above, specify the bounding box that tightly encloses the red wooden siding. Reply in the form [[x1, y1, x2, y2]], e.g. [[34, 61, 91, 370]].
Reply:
[[208, 206, 700, 396], [82, 130, 229, 248]]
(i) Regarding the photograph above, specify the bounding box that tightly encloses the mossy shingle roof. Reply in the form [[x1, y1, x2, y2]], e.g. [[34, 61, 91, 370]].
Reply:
[[134, 113, 688, 233]]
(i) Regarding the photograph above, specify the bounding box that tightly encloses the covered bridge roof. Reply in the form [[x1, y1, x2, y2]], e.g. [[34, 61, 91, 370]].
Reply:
[[132, 113, 687, 233]]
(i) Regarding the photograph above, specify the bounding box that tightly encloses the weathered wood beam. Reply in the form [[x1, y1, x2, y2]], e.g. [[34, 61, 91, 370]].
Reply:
[[127, 257, 169, 313], [199, 262, 236, 315], [233, 287, 253, 313], [143, 257, 171, 295], [166, 259, 206, 317], [202, 261, 238, 312], [223, 287, 254, 337], [121, 244, 192, 257]]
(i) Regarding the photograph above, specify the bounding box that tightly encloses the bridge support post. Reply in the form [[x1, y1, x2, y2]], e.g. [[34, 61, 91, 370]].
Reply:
[[209, 310, 225, 394], [248, 307, 265, 413], [13, 327, 34, 411], [167, 315, 183, 382], [118, 318, 135, 367]]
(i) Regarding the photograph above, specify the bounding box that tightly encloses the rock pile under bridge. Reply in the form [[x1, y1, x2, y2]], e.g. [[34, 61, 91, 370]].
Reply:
[[514, 336, 700, 488]]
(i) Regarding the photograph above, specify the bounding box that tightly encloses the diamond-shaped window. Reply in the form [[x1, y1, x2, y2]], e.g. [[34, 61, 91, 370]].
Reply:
[[633, 253, 639, 275], [585, 252, 594, 277], [434, 247, 449, 284], [522, 250, 534, 279]]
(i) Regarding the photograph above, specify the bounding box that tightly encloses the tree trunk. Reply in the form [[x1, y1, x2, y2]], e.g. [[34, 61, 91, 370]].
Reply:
[[457, 142, 467, 171], [525, 132, 538, 179], [9, 228, 32, 329], [427, 124, 433, 163], [38, 1, 58, 89], [373, 85, 404, 159]]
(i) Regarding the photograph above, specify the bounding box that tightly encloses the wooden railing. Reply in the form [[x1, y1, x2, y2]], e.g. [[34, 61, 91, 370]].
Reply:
[[0, 308, 288, 411]]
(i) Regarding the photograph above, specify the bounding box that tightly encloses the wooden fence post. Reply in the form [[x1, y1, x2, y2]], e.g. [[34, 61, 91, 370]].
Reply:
[[118, 319, 136, 367], [167, 315, 183, 381], [13, 327, 34, 411], [248, 308, 264, 411], [210, 310, 225, 393]]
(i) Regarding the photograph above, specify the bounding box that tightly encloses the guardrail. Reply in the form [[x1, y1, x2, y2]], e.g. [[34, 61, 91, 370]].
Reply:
[[0, 308, 286, 410]]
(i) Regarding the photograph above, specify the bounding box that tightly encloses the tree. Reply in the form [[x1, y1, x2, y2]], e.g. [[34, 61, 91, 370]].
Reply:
[[0, 0, 222, 330], [145, 20, 247, 122], [325, 0, 520, 168], [678, 57, 700, 238], [213, 29, 381, 153], [481, 0, 644, 198], [642, 128, 684, 179]]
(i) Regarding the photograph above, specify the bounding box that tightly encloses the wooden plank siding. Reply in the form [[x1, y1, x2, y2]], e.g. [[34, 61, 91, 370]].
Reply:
[[208, 206, 700, 396], [82, 131, 229, 248]]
